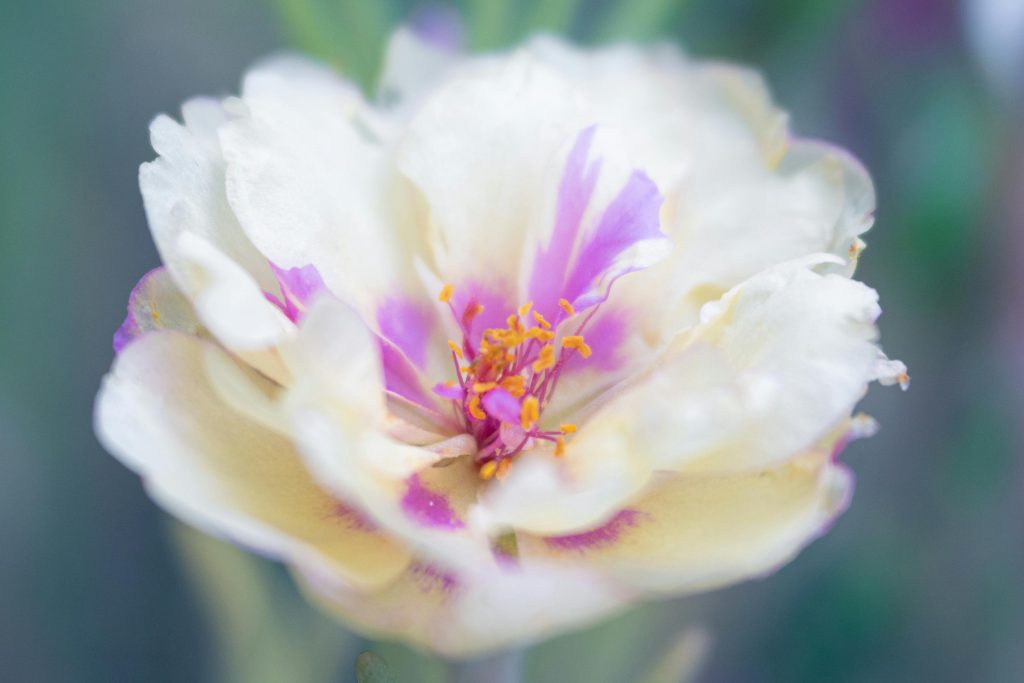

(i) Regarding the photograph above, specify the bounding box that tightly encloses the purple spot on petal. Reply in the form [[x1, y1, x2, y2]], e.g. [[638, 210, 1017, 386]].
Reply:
[[450, 282, 515, 351], [402, 475, 464, 530], [481, 387, 520, 423], [377, 297, 434, 369], [544, 509, 642, 552], [113, 267, 164, 353], [378, 337, 436, 409]]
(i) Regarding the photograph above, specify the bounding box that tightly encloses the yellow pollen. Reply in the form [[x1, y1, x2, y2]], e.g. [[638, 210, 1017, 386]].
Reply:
[[520, 396, 539, 429], [507, 314, 523, 332], [532, 311, 552, 329], [558, 298, 575, 316], [496, 459, 512, 480], [525, 328, 555, 342], [560, 423, 577, 434], [532, 345, 555, 372], [438, 284, 454, 303], [479, 460, 498, 481], [500, 376, 526, 397], [472, 381, 497, 394], [460, 365, 472, 374], [562, 335, 592, 359], [518, 301, 533, 317], [468, 395, 486, 420], [555, 436, 566, 457], [447, 339, 464, 359]]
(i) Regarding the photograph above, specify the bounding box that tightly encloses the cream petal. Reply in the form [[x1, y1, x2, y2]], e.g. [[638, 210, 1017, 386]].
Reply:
[[377, 27, 463, 118], [521, 450, 852, 593], [293, 554, 633, 658], [220, 56, 413, 319], [94, 331, 411, 591], [397, 52, 587, 287], [113, 267, 202, 352]]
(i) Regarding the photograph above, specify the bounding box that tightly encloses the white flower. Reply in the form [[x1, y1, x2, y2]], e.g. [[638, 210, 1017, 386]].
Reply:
[[96, 30, 907, 657]]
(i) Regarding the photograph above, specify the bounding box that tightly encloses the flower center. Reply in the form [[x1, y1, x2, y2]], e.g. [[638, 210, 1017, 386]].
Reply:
[[432, 285, 594, 481]]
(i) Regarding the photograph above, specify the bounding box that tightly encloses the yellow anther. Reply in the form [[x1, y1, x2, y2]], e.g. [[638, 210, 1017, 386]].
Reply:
[[525, 327, 555, 342], [562, 335, 592, 359], [496, 459, 512, 480], [532, 345, 556, 372], [506, 314, 524, 334], [447, 339, 464, 359], [520, 395, 539, 429], [560, 423, 577, 434], [468, 395, 487, 420], [532, 310, 552, 329], [518, 301, 533, 317], [460, 365, 472, 374], [500, 375, 526, 397], [438, 284, 454, 303], [555, 436, 566, 457], [465, 302, 485, 321], [558, 298, 575, 316], [479, 460, 498, 481], [472, 381, 496, 394]]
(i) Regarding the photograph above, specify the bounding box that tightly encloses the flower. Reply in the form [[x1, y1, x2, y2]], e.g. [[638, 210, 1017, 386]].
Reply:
[[95, 29, 908, 657]]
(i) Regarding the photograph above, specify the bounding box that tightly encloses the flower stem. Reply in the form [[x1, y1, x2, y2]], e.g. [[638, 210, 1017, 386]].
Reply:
[[447, 649, 524, 683]]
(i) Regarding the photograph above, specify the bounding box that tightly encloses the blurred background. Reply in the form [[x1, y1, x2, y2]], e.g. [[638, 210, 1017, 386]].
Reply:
[[2, 0, 1022, 680]]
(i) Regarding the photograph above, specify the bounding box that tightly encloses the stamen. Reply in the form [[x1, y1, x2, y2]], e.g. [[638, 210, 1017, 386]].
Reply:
[[448, 339, 464, 359], [558, 298, 575, 316], [562, 335, 592, 358], [532, 345, 555, 372], [520, 396, 539, 429], [518, 301, 533, 317], [500, 376, 525, 397], [532, 311, 552, 329], [472, 381, 497, 393], [496, 460, 512, 480], [555, 436, 566, 457], [468, 395, 487, 420], [438, 284, 454, 303], [560, 423, 577, 434], [479, 460, 498, 481]]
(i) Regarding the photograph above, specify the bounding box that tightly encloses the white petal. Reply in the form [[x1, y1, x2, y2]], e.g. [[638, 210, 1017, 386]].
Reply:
[[397, 52, 587, 287], [95, 331, 411, 590], [221, 56, 413, 318]]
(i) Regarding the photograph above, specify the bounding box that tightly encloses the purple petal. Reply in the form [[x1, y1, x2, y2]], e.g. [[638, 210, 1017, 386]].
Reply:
[[378, 337, 436, 409]]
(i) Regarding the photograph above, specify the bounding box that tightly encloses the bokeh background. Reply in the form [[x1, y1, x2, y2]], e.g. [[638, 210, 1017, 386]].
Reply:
[[3, 0, 1022, 681]]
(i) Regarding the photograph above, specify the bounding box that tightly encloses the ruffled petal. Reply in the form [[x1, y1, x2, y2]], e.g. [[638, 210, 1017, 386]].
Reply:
[[521, 450, 852, 593], [95, 331, 411, 591], [113, 267, 201, 352]]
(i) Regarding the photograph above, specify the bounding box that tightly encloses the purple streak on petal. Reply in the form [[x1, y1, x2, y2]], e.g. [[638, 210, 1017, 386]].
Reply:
[[113, 267, 164, 353], [410, 4, 464, 51], [432, 382, 466, 401], [332, 502, 379, 532], [529, 126, 601, 320], [563, 308, 629, 373], [561, 169, 663, 311], [481, 387, 520, 423], [378, 337, 436, 409], [544, 509, 642, 552], [528, 126, 666, 321], [410, 561, 459, 593], [402, 475, 464, 530], [377, 297, 434, 369], [268, 262, 325, 322]]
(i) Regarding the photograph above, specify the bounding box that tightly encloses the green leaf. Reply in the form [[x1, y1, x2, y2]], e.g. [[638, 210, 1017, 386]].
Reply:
[[356, 651, 398, 683], [595, 0, 689, 42]]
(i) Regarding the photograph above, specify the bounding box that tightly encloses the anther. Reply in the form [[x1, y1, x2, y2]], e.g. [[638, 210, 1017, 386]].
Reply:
[[448, 339, 464, 359], [562, 335, 592, 359], [438, 284, 454, 303], [479, 460, 498, 480], [468, 395, 487, 420], [558, 298, 575, 316], [532, 345, 555, 372], [520, 396, 539, 429], [533, 311, 552, 329]]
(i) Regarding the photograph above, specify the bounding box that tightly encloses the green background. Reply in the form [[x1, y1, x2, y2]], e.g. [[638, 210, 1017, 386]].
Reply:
[[2, 0, 1022, 681]]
